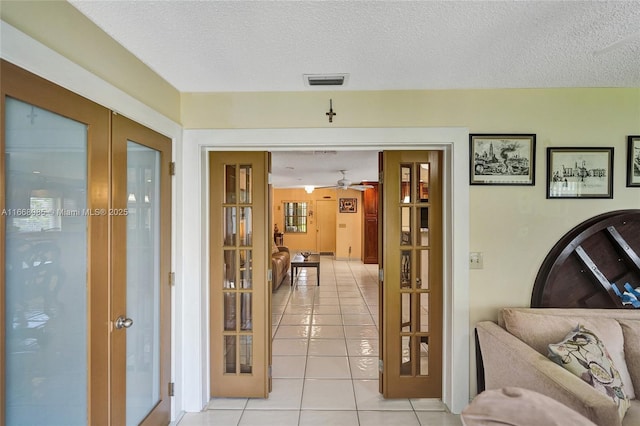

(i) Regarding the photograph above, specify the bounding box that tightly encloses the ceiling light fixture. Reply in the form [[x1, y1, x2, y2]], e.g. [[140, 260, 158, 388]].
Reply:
[[304, 73, 349, 87], [305, 185, 315, 194]]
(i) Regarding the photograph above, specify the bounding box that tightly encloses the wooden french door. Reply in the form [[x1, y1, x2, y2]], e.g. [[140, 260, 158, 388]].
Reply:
[[1, 60, 172, 425], [111, 114, 172, 425], [209, 151, 271, 398], [380, 150, 443, 398]]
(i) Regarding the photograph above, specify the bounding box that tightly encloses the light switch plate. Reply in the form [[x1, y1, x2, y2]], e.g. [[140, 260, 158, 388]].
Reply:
[[470, 252, 483, 269]]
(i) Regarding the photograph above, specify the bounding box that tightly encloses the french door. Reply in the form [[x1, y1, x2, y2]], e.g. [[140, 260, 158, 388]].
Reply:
[[209, 151, 270, 398], [380, 150, 443, 398], [111, 114, 172, 425], [1, 60, 172, 425]]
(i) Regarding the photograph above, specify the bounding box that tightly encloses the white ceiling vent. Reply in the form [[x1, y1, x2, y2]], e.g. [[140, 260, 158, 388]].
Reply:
[[304, 74, 349, 87]]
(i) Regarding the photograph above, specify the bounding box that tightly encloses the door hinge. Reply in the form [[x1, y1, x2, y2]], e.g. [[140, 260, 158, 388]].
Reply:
[[267, 269, 272, 282], [169, 161, 176, 176], [378, 171, 383, 184], [378, 268, 384, 282], [169, 272, 175, 286], [168, 382, 175, 397], [378, 359, 384, 373]]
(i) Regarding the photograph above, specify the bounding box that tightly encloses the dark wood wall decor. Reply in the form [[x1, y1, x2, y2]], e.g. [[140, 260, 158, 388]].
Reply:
[[531, 209, 640, 308], [362, 182, 379, 264]]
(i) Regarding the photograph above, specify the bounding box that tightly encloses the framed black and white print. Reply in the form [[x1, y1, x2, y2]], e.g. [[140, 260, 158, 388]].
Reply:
[[469, 134, 536, 185], [627, 135, 640, 187], [547, 147, 614, 199], [339, 198, 357, 213]]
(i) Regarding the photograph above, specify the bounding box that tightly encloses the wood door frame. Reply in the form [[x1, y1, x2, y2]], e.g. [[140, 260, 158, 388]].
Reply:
[[195, 132, 470, 414]]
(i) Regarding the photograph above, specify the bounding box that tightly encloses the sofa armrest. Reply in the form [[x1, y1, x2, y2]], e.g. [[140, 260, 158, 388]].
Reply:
[[476, 321, 622, 426]]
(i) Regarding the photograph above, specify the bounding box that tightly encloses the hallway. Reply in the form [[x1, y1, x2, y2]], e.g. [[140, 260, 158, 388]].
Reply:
[[178, 257, 461, 425]]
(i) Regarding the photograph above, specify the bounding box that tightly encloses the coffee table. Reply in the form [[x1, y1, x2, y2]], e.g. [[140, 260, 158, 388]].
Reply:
[[290, 253, 321, 286]]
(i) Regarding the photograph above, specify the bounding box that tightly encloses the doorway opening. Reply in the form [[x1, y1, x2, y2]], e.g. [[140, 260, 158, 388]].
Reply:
[[191, 127, 470, 414]]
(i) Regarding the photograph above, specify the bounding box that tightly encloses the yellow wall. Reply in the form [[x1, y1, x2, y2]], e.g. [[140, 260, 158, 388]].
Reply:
[[272, 188, 363, 260], [1, 1, 181, 123], [335, 190, 363, 260], [186, 88, 640, 326]]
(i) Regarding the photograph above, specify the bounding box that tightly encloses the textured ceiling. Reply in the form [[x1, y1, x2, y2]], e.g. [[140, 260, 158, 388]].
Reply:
[[69, 1, 640, 93], [67, 1, 640, 188]]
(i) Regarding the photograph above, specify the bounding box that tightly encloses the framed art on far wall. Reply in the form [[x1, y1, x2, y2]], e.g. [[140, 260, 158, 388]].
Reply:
[[627, 135, 640, 187], [469, 134, 536, 185], [547, 147, 614, 199], [339, 198, 357, 213]]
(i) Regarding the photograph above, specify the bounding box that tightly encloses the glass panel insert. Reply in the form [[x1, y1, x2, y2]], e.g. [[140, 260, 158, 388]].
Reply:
[[223, 250, 236, 288], [223, 207, 236, 246], [5, 98, 88, 425], [225, 164, 236, 203], [401, 251, 411, 288], [239, 165, 252, 204], [240, 293, 252, 331], [224, 293, 237, 331], [418, 250, 429, 289], [240, 250, 252, 289], [419, 293, 429, 332], [419, 207, 429, 246], [418, 163, 430, 202], [419, 336, 429, 376], [400, 336, 412, 376], [239, 207, 252, 246], [224, 336, 237, 374], [401, 207, 411, 246], [400, 164, 412, 203], [401, 293, 412, 332], [126, 141, 161, 426], [239, 335, 253, 374]]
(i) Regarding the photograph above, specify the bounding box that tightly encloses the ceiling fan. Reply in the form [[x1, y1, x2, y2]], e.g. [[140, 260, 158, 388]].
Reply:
[[322, 170, 374, 191]]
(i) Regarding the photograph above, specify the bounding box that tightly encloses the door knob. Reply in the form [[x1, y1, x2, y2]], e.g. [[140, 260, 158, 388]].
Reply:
[[115, 315, 134, 329]]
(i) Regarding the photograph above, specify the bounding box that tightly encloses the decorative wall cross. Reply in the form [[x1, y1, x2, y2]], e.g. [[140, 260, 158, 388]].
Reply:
[[27, 106, 38, 125], [326, 99, 336, 123]]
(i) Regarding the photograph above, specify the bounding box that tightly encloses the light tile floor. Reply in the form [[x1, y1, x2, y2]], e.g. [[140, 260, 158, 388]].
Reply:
[[178, 257, 461, 426]]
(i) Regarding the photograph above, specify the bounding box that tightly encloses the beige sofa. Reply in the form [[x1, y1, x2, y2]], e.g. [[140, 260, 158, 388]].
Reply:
[[476, 308, 640, 426], [271, 245, 290, 290]]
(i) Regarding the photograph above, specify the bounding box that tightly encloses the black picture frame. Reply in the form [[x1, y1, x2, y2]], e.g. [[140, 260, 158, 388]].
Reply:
[[339, 198, 357, 213], [546, 147, 614, 199], [469, 134, 536, 185], [627, 135, 640, 187]]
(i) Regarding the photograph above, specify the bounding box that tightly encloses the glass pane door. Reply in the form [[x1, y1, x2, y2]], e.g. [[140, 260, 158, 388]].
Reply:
[[210, 152, 270, 398], [126, 142, 161, 425], [111, 113, 172, 426], [4, 98, 89, 425], [381, 151, 442, 398]]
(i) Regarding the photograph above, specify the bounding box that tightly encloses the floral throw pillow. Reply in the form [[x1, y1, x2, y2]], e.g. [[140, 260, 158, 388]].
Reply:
[[548, 325, 630, 419]]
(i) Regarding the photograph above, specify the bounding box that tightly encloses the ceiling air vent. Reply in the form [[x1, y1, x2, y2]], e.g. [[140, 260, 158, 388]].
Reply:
[[304, 74, 349, 87]]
